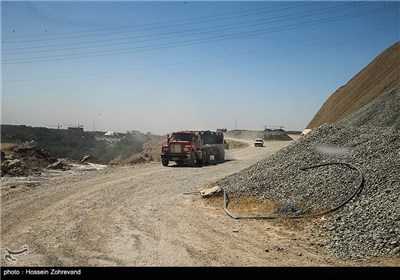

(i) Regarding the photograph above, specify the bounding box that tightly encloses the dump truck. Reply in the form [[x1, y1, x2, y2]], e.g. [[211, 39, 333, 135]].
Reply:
[[161, 130, 229, 166]]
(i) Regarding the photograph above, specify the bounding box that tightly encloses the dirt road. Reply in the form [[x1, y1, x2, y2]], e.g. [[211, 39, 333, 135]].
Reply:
[[0, 138, 390, 267]]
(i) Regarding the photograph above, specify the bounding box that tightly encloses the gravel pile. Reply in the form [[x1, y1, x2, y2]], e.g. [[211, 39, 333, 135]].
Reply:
[[341, 88, 400, 129], [218, 88, 400, 259]]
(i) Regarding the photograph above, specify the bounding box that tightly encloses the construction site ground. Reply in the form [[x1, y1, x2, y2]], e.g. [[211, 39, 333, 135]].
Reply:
[[1, 136, 396, 267]]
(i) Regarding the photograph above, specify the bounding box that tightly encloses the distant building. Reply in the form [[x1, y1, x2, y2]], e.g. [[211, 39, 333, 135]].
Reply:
[[68, 126, 83, 132]]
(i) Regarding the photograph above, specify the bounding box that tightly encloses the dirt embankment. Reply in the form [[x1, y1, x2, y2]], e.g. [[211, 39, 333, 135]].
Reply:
[[224, 130, 293, 141], [307, 41, 400, 129]]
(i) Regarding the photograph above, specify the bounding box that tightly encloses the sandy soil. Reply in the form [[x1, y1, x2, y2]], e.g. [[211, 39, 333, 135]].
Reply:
[[1, 137, 396, 267], [307, 41, 399, 129]]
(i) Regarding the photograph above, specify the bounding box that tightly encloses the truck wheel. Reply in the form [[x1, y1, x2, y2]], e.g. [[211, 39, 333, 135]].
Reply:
[[220, 149, 225, 162], [215, 149, 225, 163], [204, 150, 210, 165], [214, 150, 220, 162], [162, 159, 169, 166], [188, 151, 195, 166], [196, 151, 205, 166]]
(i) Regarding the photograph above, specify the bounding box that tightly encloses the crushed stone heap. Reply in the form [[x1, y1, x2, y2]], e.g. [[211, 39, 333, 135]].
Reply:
[[218, 88, 400, 259]]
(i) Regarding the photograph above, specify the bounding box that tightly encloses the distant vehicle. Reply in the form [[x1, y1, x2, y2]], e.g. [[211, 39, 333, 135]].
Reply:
[[254, 138, 264, 147]]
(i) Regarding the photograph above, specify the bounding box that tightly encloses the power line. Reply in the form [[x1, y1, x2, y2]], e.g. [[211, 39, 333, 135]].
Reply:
[[3, 22, 396, 86], [2, 4, 392, 65], [4, 3, 365, 54], [2, 1, 306, 42], [3, 1, 359, 55]]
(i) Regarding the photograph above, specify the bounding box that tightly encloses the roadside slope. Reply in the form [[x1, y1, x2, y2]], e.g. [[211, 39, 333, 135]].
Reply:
[[306, 41, 400, 129]]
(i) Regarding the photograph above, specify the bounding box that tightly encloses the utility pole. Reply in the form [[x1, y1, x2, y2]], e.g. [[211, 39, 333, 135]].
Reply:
[[235, 119, 237, 130]]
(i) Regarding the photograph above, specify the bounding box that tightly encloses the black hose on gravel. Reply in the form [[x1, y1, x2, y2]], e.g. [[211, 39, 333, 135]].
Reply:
[[223, 162, 365, 220]]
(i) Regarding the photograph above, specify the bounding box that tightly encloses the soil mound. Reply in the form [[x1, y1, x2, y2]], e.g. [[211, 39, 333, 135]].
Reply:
[[1, 141, 58, 177], [307, 42, 400, 129]]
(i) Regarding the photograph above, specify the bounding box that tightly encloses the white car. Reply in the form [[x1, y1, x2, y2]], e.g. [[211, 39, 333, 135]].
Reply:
[[254, 138, 264, 147]]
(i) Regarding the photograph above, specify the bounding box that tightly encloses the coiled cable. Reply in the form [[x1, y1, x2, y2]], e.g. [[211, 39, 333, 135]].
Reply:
[[223, 162, 364, 220]]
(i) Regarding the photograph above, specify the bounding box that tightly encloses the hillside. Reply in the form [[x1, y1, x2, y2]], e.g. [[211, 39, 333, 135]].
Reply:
[[306, 41, 400, 129], [1, 125, 159, 164]]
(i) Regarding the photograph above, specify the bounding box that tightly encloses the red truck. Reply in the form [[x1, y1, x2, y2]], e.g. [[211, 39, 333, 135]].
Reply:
[[161, 130, 229, 166]]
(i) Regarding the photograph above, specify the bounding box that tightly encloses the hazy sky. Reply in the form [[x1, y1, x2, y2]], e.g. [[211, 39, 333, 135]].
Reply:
[[1, 1, 399, 135]]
